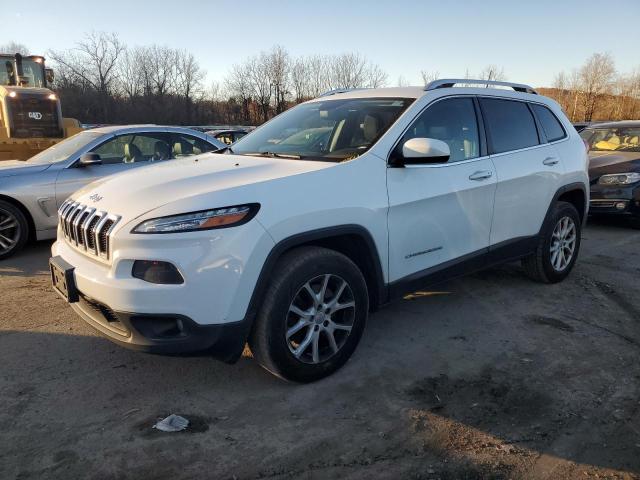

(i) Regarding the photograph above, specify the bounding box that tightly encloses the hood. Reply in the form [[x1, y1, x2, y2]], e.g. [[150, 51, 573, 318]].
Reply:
[[588, 151, 640, 182], [71, 153, 334, 220], [0, 160, 51, 177]]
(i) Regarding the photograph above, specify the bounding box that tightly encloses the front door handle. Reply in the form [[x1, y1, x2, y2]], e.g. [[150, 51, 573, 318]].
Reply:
[[543, 157, 559, 166], [469, 170, 493, 181]]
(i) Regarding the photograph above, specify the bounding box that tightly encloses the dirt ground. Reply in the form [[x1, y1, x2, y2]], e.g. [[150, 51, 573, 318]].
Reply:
[[1, 218, 640, 480]]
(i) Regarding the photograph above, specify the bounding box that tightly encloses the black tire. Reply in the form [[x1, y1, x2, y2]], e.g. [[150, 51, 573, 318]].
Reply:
[[522, 201, 581, 283], [0, 200, 29, 261], [249, 246, 369, 383], [630, 216, 640, 230]]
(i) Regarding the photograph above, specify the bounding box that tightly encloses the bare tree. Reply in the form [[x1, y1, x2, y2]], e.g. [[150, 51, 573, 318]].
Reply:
[[328, 53, 368, 89], [176, 50, 205, 123], [580, 52, 616, 121], [306, 55, 330, 97], [225, 62, 252, 122], [397, 75, 410, 87], [0, 41, 30, 55], [420, 70, 440, 86], [246, 53, 272, 122], [478, 65, 506, 82], [366, 63, 388, 88], [49, 32, 125, 120], [266, 46, 290, 114], [290, 57, 309, 103], [117, 48, 143, 100]]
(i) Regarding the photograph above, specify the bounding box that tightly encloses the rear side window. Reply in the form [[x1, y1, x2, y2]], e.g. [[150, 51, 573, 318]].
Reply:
[[480, 98, 539, 154], [531, 104, 566, 142]]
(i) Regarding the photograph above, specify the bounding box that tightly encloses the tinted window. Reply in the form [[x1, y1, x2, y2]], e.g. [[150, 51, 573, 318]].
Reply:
[[480, 98, 539, 154], [400, 97, 480, 162], [531, 104, 566, 142]]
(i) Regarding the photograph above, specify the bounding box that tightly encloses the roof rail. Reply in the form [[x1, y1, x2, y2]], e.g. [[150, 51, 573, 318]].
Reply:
[[425, 79, 537, 95], [318, 87, 368, 97]]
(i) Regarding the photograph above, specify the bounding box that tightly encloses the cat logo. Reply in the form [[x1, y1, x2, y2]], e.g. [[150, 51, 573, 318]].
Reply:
[[89, 193, 103, 203], [28, 112, 43, 120]]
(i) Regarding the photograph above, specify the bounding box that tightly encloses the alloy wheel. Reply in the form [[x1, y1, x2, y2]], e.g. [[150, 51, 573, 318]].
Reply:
[[550, 216, 577, 272], [0, 209, 20, 256], [286, 274, 356, 364]]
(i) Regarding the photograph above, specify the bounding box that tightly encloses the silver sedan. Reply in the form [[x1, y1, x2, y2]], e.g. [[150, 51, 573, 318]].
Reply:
[[0, 125, 225, 259]]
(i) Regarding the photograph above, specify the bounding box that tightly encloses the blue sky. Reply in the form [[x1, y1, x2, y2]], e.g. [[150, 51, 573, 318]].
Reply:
[[3, 0, 639, 88]]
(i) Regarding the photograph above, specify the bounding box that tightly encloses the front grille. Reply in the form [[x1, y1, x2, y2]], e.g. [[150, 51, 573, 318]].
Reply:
[[6, 95, 63, 138], [58, 200, 121, 260]]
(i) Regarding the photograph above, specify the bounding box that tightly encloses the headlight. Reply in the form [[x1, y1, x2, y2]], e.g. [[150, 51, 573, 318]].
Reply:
[[598, 173, 640, 186], [132, 204, 259, 234]]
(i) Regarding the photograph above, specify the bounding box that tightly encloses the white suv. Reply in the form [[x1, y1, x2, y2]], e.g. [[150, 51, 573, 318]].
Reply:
[[50, 79, 589, 382]]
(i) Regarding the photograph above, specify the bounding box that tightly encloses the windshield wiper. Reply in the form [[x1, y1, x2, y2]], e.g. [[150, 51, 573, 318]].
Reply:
[[242, 151, 303, 160]]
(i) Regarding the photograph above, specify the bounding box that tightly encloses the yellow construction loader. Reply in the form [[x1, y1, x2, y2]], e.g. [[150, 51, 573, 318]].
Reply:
[[0, 53, 82, 161]]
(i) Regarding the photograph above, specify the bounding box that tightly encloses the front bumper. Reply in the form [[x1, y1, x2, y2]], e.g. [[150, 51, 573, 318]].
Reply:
[[589, 183, 640, 216], [51, 218, 275, 361], [70, 292, 249, 361]]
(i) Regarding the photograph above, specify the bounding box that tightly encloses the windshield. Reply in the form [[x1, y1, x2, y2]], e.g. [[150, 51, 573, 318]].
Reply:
[[230, 97, 414, 162], [27, 131, 102, 164], [581, 127, 640, 152], [0, 56, 16, 86], [20, 58, 46, 88]]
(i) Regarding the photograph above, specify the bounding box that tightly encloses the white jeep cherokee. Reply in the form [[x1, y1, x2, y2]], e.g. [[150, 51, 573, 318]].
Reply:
[[50, 79, 589, 382]]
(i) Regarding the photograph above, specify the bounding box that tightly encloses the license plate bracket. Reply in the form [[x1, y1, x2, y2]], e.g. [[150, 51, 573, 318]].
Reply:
[[50, 256, 79, 303]]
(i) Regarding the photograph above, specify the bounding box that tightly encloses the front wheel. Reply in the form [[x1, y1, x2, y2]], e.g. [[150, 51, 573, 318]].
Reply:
[[522, 201, 581, 283], [249, 246, 369, 383], [0, 200, 29, 260]]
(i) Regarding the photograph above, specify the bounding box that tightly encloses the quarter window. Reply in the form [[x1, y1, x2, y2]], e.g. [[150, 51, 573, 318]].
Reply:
[[480, 98, 539, 154], [400, 97, 480, 162], [531, 104, 566, 142]]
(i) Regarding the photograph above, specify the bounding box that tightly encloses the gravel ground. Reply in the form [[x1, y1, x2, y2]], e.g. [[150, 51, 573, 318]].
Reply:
[[1, 218, 640, 480]]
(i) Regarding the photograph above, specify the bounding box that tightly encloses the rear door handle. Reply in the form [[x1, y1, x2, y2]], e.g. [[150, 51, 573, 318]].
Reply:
[[543, 157, 559, 166], [469, 170, 493, 181]]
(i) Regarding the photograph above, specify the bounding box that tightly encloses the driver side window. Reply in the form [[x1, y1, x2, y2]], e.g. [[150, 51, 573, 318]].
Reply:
[[402, 97, 480, 162]]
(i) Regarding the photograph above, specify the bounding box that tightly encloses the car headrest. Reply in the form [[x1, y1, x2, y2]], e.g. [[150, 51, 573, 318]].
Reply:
[[173, 141, 194, 156], [124, 143, 144, 163], [363, 115, 379, 142], [153, 141, 172, 160]]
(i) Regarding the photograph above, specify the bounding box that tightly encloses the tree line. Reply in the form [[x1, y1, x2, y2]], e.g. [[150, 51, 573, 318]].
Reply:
[[3, 35, 638, 126], [542, 52, 640, 122]]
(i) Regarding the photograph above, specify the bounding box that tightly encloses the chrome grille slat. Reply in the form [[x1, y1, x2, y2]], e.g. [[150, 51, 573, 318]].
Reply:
[[58, 200, 120, 261]]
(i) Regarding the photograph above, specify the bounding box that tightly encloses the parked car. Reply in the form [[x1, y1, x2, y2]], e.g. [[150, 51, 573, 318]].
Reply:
[[0, 125, 225, 259], [573, 121, 607, 133], [50, 80, 588, 382], [206, 128, 251, 145], [580, 120, 640, 226]]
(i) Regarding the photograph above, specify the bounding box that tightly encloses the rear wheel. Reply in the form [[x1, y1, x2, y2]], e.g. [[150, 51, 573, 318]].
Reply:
[[522, 201, 581, 283], [249, 246, 368, 382], [0, 200, 28, 260]]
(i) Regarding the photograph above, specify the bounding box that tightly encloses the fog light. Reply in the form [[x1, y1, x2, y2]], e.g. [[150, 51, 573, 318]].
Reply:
[[615, 202, 626, 211], [132, 260, 184, 284]]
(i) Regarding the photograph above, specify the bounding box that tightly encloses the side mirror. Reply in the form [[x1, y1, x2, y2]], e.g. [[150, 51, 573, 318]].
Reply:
[[78, 153, 102, 167], [400, 137, 450, 165], [45, 68, 55, 85]]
